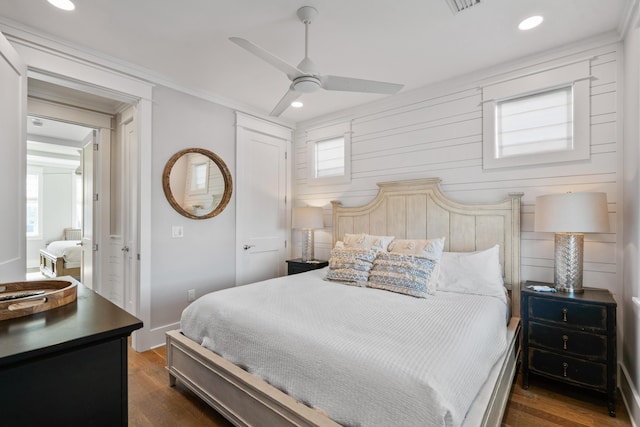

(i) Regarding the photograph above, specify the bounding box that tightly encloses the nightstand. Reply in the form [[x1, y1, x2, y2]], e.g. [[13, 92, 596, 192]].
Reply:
[[286, 258, 328, 275], [521, 281, 617, 417]]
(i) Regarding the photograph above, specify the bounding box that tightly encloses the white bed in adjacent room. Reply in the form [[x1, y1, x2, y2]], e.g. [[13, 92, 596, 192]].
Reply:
[[166, 178, 523, 427], [39, 228, 82, 278]]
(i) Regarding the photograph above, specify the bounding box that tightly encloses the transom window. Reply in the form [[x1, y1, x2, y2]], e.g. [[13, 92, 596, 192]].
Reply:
[[496, 86, 573, 158], [306, 122, 351, 185], [482, 59, 590, 169], [314, 137, 345, 178]]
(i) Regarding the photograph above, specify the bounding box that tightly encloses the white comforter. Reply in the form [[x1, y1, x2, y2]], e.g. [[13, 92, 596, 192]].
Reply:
[[45, 240, 81, 263], [181, 268, 508, 427]]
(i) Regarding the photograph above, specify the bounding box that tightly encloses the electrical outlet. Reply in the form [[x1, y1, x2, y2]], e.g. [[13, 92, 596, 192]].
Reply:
[[172, 226, 184, 238], [187, 289, 196, 302]]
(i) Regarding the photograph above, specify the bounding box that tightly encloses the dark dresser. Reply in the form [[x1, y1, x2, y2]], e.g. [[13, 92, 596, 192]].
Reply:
[[286, 258, 328, 275], [521, 281, 617, 416], [0, 281, 143, 426]]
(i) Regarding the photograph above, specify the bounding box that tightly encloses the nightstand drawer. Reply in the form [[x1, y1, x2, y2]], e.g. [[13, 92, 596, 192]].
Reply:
[[529, 348, 607, 390], [528, 322, 607, 360], [529, 296, 607, 331]]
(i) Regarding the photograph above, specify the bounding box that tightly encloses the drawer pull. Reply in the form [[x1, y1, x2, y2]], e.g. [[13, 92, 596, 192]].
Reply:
[[562, 362, 569, 377], [562, 307, 568, 322], [562, 335, 568, 350]]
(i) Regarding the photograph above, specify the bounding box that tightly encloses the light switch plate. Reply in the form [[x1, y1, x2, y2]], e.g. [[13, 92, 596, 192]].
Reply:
[[172, 226, 184, 238]]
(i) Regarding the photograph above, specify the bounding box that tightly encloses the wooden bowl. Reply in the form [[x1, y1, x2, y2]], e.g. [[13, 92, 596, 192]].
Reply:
[[0, 279, 77, 321]]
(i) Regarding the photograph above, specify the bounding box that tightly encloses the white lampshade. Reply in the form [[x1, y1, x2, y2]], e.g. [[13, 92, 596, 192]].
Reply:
[[292, 206, 323, 229], [535, 192, 609, 233], [535, 192, 609, 293]]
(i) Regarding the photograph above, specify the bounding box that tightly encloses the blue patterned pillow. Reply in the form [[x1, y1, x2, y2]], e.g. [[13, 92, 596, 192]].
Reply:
[[325, 248, 377, 285], [367, 252, 441, 297]]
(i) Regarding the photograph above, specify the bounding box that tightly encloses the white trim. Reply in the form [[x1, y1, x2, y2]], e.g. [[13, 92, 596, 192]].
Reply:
[[305, 121, 352, 185], [621, 363, 640, 426], [235, 112, 292, 140], [482, 59, 591, 169]]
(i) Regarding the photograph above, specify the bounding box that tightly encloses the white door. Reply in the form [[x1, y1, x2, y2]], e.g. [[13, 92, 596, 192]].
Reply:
[[0, 32, 27, 281], [236, 116, 290, 286], [122, 111, 138, 314], [81, 131, 96, 289]]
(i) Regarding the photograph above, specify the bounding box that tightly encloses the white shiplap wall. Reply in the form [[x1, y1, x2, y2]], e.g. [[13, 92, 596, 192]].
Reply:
[[292, 41, 621, 303]]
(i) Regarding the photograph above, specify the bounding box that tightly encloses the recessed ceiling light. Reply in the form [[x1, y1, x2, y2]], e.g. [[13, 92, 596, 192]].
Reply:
[[519, 15, 543, 31], [291, 101, 303, 108], [47, 0, 75, 11]]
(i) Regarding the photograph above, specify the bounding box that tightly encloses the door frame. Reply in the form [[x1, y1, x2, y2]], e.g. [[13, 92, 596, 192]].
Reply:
[[5, 30, 155, 351], [29, 98, 112, 293]]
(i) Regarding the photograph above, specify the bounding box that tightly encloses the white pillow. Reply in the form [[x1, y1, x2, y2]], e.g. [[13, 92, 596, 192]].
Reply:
[[436, 245, 505, 299], [388, 237, 445, 261], [343, 233, 395, 252]]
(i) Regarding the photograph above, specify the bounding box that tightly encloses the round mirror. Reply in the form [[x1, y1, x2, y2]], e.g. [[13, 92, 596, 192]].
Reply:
[[162, 148, 232, 219]]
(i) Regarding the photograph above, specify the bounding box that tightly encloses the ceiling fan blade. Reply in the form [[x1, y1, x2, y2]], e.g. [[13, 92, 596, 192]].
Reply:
[[229, 37, 301, 78], [320, 75, 404, 94], [270, 88, 301, 117]]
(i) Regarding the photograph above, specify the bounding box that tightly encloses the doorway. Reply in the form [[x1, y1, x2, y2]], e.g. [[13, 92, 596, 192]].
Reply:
[[26, 81, 136, 312], [25, 116, 91, 282]]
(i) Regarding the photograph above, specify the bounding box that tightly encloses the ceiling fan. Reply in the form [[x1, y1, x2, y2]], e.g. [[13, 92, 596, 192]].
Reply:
[[229, 6, 404, 117]]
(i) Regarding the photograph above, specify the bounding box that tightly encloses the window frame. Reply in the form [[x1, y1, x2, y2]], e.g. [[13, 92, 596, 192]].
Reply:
[[26, 166, 44, 240], [482, 60, 590, 169], [306, 123, 351, 185]]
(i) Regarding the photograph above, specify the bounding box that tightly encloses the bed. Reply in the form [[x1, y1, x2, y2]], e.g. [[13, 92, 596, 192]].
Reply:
[[166, 178, 523, 427], [39, 227, 82, 278]]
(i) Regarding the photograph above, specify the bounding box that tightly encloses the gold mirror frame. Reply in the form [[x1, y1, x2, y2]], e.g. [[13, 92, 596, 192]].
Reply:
[[162, 148, 232, 220]]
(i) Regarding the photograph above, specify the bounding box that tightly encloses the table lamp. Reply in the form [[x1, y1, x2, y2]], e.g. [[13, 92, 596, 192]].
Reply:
[[292, 206, 323, 262], [534, 192, 609, 293]]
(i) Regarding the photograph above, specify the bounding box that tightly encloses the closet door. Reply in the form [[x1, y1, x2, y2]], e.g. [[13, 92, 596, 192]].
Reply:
[[235, 113, 291, 286]]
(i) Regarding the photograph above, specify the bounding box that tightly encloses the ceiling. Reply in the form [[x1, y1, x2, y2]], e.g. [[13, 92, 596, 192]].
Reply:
[[0, 0, 634, 124]]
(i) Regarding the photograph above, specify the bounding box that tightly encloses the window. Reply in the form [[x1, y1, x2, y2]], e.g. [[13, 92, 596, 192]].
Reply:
[[73, 172, 82, 229], [26, 167, 43, 239], [306, 122, 351, 185], [482, 60, 590, 169], [314, 137, 345, 178], [190, 162, 208, 193], [496, 86, 573, 158]]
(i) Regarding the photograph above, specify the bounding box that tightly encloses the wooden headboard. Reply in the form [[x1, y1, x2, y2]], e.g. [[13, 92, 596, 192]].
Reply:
[[331, 178, 523, 317]]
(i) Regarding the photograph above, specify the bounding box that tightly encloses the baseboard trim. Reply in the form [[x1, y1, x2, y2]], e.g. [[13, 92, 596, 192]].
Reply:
[[621, 363, 640, 427]]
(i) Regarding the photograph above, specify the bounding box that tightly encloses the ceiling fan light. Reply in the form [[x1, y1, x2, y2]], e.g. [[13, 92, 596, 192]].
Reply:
[[291, 101, 303, 108], [519, 15, 543, 31], [47, 0, 76, 11]]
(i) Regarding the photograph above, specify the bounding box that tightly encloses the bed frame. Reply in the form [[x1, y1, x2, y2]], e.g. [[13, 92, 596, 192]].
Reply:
[[166, 178, 523, 427], [39, 228, 82, 278]]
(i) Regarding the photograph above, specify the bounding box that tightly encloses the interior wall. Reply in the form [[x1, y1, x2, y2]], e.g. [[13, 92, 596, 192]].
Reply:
[[294, 38, 623, 353], [26, 166, 75, 268], [149, 85, 236, 339], [622, 5, 640, 423]]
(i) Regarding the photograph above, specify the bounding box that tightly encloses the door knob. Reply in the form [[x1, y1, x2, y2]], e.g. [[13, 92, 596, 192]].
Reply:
[[243, 244, 255, 250]]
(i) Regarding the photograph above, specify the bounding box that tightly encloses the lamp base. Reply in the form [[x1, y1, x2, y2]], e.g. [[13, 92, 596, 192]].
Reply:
[[554, 233, 584, 293], [301, 229, 315, 262]]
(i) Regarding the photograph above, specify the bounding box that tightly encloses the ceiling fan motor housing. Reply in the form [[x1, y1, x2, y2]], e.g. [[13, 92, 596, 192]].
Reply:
[[293, 76, 321, 93]]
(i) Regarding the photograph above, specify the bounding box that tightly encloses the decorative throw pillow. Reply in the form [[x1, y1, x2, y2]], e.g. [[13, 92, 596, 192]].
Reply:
[[325, 248, 377, 285], [387, 237, 445, 260], [367, 250, 443, 298], [436, 245, 506, 298], [343, 233, 395, 252]]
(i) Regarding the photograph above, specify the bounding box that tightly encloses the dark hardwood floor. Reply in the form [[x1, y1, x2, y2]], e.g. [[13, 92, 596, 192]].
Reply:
[[128, 344, 632, 427]]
